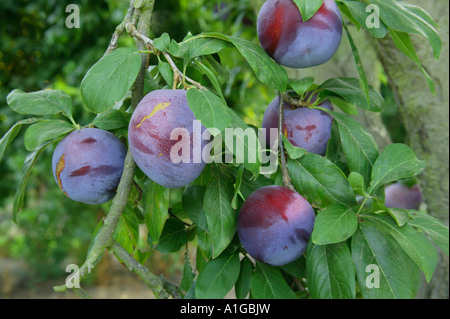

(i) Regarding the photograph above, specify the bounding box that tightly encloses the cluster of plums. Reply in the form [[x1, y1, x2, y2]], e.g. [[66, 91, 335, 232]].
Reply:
[[239, 0, 342, 265], [50, 1, 422, 267]]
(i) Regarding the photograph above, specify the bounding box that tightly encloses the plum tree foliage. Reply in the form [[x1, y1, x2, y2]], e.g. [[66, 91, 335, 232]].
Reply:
[[1, 0, 448, 300]]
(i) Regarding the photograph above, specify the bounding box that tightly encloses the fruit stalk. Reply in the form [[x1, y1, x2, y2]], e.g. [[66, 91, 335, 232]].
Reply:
[[278, 92, 295, 191]]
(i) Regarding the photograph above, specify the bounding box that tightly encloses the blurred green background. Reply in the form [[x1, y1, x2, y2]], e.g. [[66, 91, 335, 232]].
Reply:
[[0, 0, 404, 298]]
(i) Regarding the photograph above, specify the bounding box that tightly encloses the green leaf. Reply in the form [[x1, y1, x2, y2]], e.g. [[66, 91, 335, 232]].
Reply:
[[13, 141, 54, 222], [24, 120, 74, 151], [114, 206, 139, 255], [182, 37, 233, 61], [197, 227, 213, 262], [0, 118, 44, 163], [371, 200, 410, 227], [186, 89, 231, 134], [399, 2, 439, 28], [319, 77, 384, 112], [231, 165, 244, 210], [193, 60, 225, 101], [239, 169, 273, 199], [6, 89, 73, 119], [312, 204, 358, 245], [153, 33, 171, 52], [201, 33, 288, 92], [225, 108, 262, 177], [408, 212, 449, 256], [155, 218, 188, 253], [306, 242, 356, 299], [343, 23, 370, 110], [325, 121, 348, 173], [281, 256, 307, 279], [143, 179, 170, 246], [328, 97, 358, 116], [251, 262, 296, 299], [195, 252, 240, 299], [368, 144, 426, 194], [182, 185, 207, 229], [369, 0, 441, 60], [282, 136, 306, 160], [362, 214, 438, 282], [81, 47, 142, 113], [158, 60, 174, 88], [227, 35, 288, 92], [288, 154, 357, 208], [348, 172, 368, 197], [339, 0, 388, 38], [203, 55, 230, 84], [332, 112, 379, 186], [235, 257, 253, 299], [92, 109, 129, 131], [389, 29, 435, 93], [203, 170, 236, 258], [168, 39, 189, 57], [292, 0, 324, 22], [288, 77, 315, 96], [180, 257, 194, 293], [352, 223, 421, 299]]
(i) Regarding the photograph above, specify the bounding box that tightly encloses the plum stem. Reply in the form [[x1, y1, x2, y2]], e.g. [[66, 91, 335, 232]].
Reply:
[[278, 91, 295, 191], [281, 92, 317, 108], [356, 197, 368, 215], [110, 241, 181, 299]]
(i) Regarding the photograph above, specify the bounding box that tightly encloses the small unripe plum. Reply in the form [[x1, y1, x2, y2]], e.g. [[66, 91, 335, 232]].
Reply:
[[262, 95, 333, 155], [385, 182, 423, 210], [237, 185, 315, 266], [257, 0, 343, 68], [128, 89, 207, 189], [52, 128, 126, 204]]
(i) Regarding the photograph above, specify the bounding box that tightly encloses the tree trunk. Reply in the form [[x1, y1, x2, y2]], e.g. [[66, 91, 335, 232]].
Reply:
[[374, 0, 449, 299]]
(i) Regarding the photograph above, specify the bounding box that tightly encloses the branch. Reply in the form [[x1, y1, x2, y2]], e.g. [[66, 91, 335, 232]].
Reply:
[[278, 92, 295, 191], [110, 241, 181, 299], [125, 24, 206, 90], [105, 0, 136, 55], [79, 150, 137, 277]]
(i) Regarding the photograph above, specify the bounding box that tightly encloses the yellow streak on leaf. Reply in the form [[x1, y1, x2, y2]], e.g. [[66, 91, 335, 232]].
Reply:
[[136, 102, 171, 128]]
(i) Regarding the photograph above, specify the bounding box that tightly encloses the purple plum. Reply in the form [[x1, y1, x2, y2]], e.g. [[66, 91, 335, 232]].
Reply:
[[237, 185, 315, 266], [257, 0, 343, 68], [262, 95, 333, 155], [52, 128, 126, 204], [128, 89, 207, 189], [385, 182, 423, 210]]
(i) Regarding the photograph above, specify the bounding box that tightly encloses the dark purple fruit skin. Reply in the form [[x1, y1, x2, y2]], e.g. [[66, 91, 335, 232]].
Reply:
[[128, 89, 207, 189], [237, 185, 315, 266], [52, 128, 126, 205], [385, 183, 423, 210], [262, 95, 333, 156], [257, 0, 343, 68]]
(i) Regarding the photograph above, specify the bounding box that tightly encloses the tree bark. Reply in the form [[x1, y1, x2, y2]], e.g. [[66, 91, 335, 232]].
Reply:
[[374, 0, 449, 299]]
